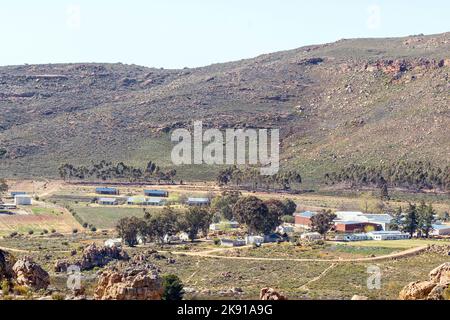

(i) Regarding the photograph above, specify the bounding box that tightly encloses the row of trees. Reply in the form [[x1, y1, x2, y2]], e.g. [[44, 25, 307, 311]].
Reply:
[[58, 160, 177, 183], [116, 193, 298, 245], [116, 206, 213, 246], [324, 161, 450, 192], [216, 166, 302, 191], [389, 201, 437, 238]]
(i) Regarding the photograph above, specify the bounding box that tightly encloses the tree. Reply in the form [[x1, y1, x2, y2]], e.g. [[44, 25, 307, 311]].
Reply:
[[282, 199, 297, 216], [180, 207, 213, 242], [402, 203, 418, 238], [161, 274, 184, 301], [145, 207, 180, 243], [418, 202, 435, 238], [211, 191, 241, 221], [389, 206, 403, 231], [0, 179, 8, 194], [116, 216, 143, 247], [310, 210, 337, 240], [378, 177, 390, 200], [232, 196, 269, 235], [263, 199, 285, 234]]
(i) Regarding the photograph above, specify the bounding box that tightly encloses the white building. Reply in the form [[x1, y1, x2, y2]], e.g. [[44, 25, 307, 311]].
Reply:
[[301, 232, 323, 241], [430, 224, 450, 236], [105, 238, 122, 248], [245, 235, 265, 245], [98, 198, 118, 205], [367, 231, 410, 241], [335, 233, 370, 242], [209, 221, 240, 231], [14, 195, 32, 206]]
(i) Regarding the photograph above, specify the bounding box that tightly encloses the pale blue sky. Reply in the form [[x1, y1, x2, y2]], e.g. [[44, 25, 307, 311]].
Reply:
[[0, 0, 449, 68]]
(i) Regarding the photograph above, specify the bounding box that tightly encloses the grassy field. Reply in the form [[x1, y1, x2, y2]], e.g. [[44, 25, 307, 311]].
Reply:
[[72, 206, 149, 229], [331, 239, 450, 249]]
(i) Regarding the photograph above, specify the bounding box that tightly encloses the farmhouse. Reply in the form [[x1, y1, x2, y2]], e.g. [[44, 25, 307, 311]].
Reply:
[[187, 198, 210, 206], [430, 224, 450, 236], [98, 198, 118, 206], [144, 190, 169, 198], [335, 221, 382, 233], [294, 211, 317, 228], [127, 196, 147, 205], [14, 195, 32, 206], [96, 187, 119, 195], [367, 231, 410, 241]]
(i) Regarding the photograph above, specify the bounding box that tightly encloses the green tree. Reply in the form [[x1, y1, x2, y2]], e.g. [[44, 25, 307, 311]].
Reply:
[[211, 191, 241, 221], [180, 207, 213, 242], [145, 207, 180, 243], [310, 210, 337, 240], [116, 216, 143, 247], [161, 274, 184, 301], [232, 196, 269, 235], [402, 203, 419, 238], [418, 202, 435, 238], [264, 199, 285, 234], [282, 199, 297, 216], [389, 206, 403, 231]]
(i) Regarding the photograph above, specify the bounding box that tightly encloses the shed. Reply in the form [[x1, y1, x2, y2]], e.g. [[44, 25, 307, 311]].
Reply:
[[14, 195, 32, 206], [431, 224, 450, 236], [95, 187, 119, 195], [301, 232, 323, 241], [144, 190, 169, 198], [98, 198, 118, 206], [146, 198, 166, 206], [367, 231, 410, 241], [187, 198, 210, 206]]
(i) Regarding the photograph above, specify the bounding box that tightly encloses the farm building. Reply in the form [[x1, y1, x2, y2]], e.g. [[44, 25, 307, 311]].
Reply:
[[95, 187, 119, 195], [430, 224, 450, 236], [10, 192, 26, 198], [334, 233, 370, 242], [366, 231, 410, 241], [98, 198, 118, 206], [301, 232, 323, 241], [264, 233, 286, 243], [294, 211, 317, 228], [220, 238, 246, 247], [14, 195, 32, 206], [335, 221, 382, 233], [335, 211, 393, 231], [187, 198, 210, 206], [127, 197, 166, 206], [144, 190, 169, 197], [210, 221, 240, 231]]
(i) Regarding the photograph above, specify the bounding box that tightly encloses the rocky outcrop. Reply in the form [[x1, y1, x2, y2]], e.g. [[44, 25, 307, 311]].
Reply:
[[94, 262, 163, 300], [12, 257, 50, 290], [426, 244, 450, 256], [54, 243, 129, 272], [399, 263, 450, 300], [260, 288, 287, 300], [0, 250, 16, 281]]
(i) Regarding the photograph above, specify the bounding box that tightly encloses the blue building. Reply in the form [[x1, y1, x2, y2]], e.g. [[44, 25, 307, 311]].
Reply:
[[144, 190, 169, 198], [95, 187, 119, 195]]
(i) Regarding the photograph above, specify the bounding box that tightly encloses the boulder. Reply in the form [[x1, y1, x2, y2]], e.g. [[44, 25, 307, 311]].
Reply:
[[399, 281, 436, 300], [94, 262, 163, 300], [260, 288, 287, 300], [0, 249, 16, 281], [427, 284, 450, 300], [12, 257, 50, 290], [429, 262, 450, 285]]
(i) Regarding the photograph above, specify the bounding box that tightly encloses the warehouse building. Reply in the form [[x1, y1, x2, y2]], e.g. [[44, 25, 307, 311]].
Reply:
[[144, 190, 169, 198], [95, 187, 119, 195], [14, 195, 32, 206], [98, 198, 119, 206]]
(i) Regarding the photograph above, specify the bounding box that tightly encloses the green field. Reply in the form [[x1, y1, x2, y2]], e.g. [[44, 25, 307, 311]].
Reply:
[[72, 206, 150, 229], [330, 239, 450, 249]]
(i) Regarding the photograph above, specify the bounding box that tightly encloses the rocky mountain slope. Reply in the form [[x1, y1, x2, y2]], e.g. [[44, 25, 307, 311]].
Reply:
[[0, 32, 449, 182]]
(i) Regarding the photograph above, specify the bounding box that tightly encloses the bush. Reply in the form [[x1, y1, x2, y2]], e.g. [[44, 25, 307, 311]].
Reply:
[[13, 285, 30, 296], [213, 238, 220, 246], [72, 228, 78, 234], [82, 222, 88, 228], [281, 215, 295, 224], [9, 232, 18, 238], [51, 229, 56, 233], [43, 229, 49, 234], [28, 230, 34, 235], [90, 226, 97, 232], [1, 280, 10, 295], [162, 274, 184, 301], [52, 293, 65, 300]]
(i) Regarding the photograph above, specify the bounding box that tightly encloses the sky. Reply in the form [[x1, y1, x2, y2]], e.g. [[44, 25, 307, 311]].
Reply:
[[0, 0, 449, 69]]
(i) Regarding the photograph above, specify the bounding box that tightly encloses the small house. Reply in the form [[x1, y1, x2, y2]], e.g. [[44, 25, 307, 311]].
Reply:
[[14, 195, 32, 206], [95, 187, 119, 195], [10, 192, 27, 198], [127, 196, 147, 205], [220, 238, 246, 247], [245, 235, 265, 245], [98, 198, 118, 206], [187, 198, 210, 206], [144, 190, 169, 198]]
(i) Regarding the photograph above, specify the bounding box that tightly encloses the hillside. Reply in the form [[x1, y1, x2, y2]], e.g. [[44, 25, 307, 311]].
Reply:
[[0, 32, 449, 184]]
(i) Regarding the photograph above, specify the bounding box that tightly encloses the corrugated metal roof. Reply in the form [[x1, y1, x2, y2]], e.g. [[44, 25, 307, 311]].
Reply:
[[96, 187, 117, 192]]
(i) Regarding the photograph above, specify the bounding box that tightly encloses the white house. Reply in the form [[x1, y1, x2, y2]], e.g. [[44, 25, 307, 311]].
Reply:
[[14, 195, 32, 206], [187, 198, 210, 206], [98, 198, 118, 205]]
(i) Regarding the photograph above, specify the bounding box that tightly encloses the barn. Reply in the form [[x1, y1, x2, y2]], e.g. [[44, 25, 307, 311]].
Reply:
[[95, 187, 119, 195], [334, 221, 382, 233], [294, 211, 317, 228], [144, 190, 169, 198]]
